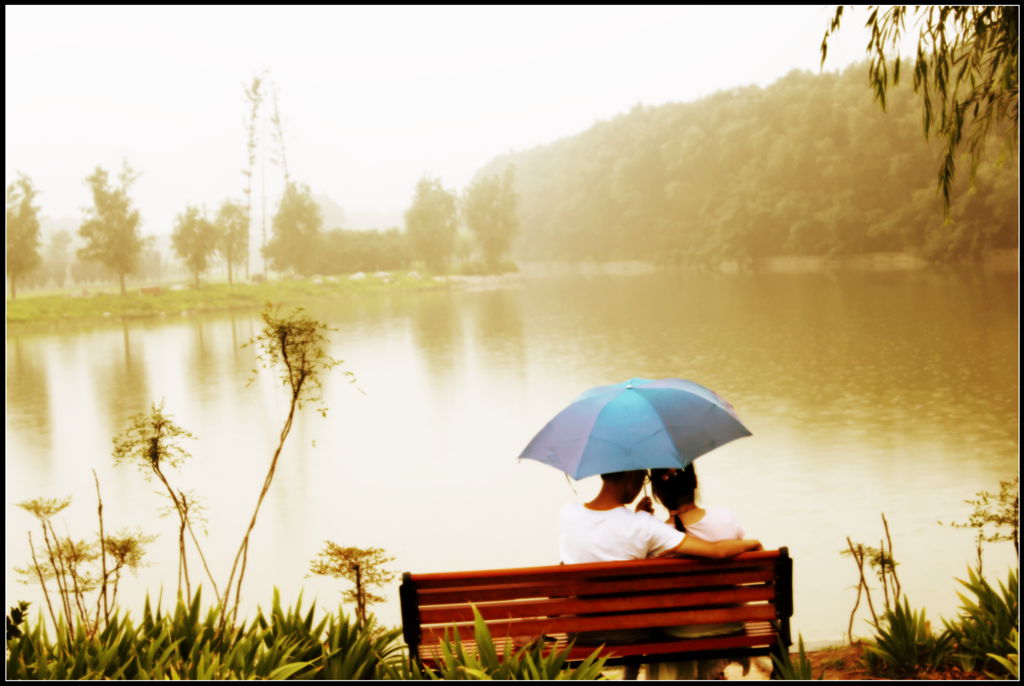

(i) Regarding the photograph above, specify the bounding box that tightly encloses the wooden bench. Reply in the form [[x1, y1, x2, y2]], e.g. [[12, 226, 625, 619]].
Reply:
[[400, 548, 792, 676]]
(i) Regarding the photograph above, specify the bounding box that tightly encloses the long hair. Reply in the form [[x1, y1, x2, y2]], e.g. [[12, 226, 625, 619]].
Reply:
[[651, 465, 698, 531]]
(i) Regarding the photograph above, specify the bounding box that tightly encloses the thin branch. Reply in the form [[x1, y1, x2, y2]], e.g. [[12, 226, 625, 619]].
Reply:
[[42, 522, 74, 633], [846, 537, 878, 626], [27, 531, 59, 632], [93, 470, 110, 626], [881, 513, 901, 601]]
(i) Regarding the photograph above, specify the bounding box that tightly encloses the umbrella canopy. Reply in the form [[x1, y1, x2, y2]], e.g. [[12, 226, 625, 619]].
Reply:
[[518, 377, 751, 480]]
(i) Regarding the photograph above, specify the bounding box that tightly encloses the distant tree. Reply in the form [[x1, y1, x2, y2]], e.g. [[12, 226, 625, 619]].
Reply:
[[171, 205, 218, 287], [822, 5, 1019, 213], [320, 227, 410, 273], [43, 230, 73, 289], [78, 162, 146, 295], [463, 167, 520, 272], [405, 175, 458, 273], [6, 172, 43, 299], [214, 199, 248, 284], [242, 72, 266, 280], [264, 181, 324, 276]]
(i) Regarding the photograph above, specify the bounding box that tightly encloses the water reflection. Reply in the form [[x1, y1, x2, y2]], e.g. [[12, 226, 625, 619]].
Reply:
[[408, 291, 465, 388], [5, 335, 52, 467], [467, 289, 526, 376], [4, 268, 1018, 644], [186, 318, 218, 405], [97, 323, 151, 437]]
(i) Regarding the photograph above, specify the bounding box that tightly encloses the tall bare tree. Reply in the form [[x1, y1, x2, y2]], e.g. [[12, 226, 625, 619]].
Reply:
[[242, 72, 265, 280], [270, 81, 291, 188]]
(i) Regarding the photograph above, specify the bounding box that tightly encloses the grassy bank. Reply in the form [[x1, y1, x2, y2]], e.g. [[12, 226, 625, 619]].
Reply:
[[6, 272, 445, 328]]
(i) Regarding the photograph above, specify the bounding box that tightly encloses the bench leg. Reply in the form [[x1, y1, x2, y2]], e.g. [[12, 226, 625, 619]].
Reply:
[[622, 662, 641, 680], [769, 641, 785, 680]]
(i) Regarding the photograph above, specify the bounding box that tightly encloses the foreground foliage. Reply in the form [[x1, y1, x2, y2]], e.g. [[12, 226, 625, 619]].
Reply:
[[770, 634, 822, 680], [863, 597, 953, 677], [408, 606, 607, 680], [943, 566, 1019, 676], [5, 594, 610, 680], [5, 590, 402, 680], [985, 628, 1018, 679], [857, 565, 1019, 679]]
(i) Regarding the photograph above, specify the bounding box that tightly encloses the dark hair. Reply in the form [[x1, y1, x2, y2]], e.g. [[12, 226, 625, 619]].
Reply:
[[600, 470, 643, 484], [651, 464, 698, 511]]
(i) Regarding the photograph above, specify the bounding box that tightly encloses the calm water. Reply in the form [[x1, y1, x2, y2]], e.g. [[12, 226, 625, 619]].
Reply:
[[5, 266, 1019, 644]]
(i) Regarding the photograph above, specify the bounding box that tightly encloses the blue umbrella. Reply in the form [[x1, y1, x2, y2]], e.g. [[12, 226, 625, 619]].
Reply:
[[518, 378, 751, 480]]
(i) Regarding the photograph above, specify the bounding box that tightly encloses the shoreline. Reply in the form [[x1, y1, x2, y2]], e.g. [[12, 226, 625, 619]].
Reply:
[[4, 271, 448, 332], [6, 250, 1018, 330]]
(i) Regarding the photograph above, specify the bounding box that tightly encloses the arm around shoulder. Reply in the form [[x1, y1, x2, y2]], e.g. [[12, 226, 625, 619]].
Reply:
[[661, 536, 762, 560]]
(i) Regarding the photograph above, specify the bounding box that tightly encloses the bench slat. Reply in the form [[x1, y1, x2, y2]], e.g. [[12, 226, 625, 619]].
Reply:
[[416, 567, 776, 605], [420, 603, 778, 644], [417, 620, 780, 664], [409, 553, 779, 589], [419, 584, 776, 624]]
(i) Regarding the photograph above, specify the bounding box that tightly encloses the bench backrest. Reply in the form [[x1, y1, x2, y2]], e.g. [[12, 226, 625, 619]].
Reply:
[[400, 548, 792, 655]]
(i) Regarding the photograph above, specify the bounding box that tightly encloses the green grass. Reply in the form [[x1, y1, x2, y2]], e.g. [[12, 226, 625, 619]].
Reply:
[[6, 272, 445, 327], [6, 592, 607, 680]]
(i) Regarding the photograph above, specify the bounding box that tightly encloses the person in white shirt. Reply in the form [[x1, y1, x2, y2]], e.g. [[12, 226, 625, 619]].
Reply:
[[559, 469, 761, 564], [558, 469, 762, 679], [646, 465, 751, 680]]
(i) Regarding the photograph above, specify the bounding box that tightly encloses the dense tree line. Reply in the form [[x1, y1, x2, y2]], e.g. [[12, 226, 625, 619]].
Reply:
[[320, 228, 409, 273], [823, 6, 1018, 213], [474, 61, 1018, 265]]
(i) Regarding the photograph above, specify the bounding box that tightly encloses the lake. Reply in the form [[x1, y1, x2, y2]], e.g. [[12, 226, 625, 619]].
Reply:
[[5, 264, 1019, 645]]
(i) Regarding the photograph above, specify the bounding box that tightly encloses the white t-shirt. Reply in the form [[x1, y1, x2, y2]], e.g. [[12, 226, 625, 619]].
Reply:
[[681, 507, 746, 541], [661, 506, 747, 639], [559, 503, 685, 564]]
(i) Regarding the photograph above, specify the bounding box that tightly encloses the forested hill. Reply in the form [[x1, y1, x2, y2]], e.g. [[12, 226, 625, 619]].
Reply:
[[475, 62, 1018, 264]]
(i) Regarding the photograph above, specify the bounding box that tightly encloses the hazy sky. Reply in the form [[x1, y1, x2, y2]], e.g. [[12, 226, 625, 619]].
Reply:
[[6, 5, 910, 235]]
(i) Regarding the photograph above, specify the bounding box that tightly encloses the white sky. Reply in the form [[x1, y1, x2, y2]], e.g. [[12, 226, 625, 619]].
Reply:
[[6, 5, 914, 235]]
